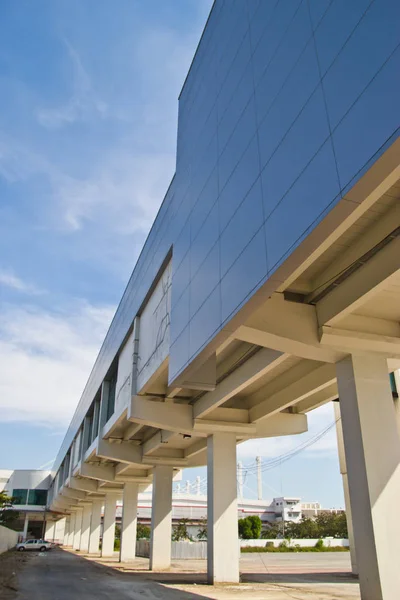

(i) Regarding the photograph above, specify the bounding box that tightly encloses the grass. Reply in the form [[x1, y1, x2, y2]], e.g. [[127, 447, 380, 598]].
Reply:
[[241, 545, 349, 553]]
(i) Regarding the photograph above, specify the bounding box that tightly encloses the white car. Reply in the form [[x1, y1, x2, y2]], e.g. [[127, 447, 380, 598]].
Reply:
[[16, 539, 53, 552]]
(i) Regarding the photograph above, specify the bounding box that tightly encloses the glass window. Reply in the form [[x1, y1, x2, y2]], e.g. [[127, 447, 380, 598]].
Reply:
[[12, 489, 28, 504], [390, 373, 397, 396], [92, 398, 100, 443], [28, 489, 48, 506], [107, 377, 117, 421]]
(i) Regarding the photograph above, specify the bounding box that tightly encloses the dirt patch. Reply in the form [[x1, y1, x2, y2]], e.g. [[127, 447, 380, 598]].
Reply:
[[0, 550, 32, 599]]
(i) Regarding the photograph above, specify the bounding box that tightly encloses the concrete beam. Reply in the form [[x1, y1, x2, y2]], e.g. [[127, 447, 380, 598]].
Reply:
[[128, 395, 193, 434], [316, 235, 400, 326], [319, 325, 400, 357], [61, 486, 87, 501], [253, 412, 308, 437], [249, 363, 336, 422], [184, 439, 207, 458], [193, 419, 256, 436], [295, 383, 338, 413], [97, 438, 143, 466], [142, 430, 177, 455], [142, 454, 188, 467], [123, 422, 143, 441], [235, 293, 341, 363], [69, 476, 101, 494], [79, 463, 116, 483], [194, 348, 285, 419]]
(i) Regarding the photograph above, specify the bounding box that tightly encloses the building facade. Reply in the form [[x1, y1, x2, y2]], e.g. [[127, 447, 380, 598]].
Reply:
[[38, 1, 400, 598], [3, 470, 51, 540]]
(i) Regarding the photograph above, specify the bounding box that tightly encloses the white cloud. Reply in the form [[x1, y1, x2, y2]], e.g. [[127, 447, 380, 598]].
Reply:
[[0, 268, 45, 295], [0, 301, 114, 426], [36, 40, 107, 129]]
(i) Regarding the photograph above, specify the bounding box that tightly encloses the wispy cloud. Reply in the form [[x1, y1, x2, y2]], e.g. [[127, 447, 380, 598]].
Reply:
[[0, 301, 115, 425], [0, 269, 45, 295], [36, 40, 107, 129]]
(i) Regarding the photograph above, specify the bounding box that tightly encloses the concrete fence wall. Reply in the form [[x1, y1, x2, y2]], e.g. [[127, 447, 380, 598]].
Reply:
[[240, 538, 349, 548], [135, 537, 349, 559], [0, 525, 18, 554], [136, 540, 208, 559]]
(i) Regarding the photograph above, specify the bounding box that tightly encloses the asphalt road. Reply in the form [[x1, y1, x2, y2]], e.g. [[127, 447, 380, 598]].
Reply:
[[15, 549, 210, 600], [13, 548, 359, 600]]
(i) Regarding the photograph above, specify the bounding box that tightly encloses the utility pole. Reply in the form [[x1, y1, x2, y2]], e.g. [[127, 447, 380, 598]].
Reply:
[[256, 456, 262, 500], [237, 462, 243, 500], [196, 476, 201, 495]]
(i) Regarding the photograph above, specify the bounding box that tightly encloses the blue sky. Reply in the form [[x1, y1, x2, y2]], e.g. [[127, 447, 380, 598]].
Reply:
[[0, 0, 343, 508]]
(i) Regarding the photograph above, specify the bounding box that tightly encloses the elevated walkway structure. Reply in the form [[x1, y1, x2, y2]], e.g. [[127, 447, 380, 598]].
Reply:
[[48, 2, 400, 597]]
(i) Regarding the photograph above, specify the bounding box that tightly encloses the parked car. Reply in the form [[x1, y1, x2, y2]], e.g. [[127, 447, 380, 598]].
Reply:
[[16, 539, 53, 552]]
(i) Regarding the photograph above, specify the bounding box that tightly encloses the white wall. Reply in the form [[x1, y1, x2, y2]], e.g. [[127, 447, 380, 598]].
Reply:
[[115, 329, 135, 414], [45, 518, 66, 543], [5, 470, 51, 492], [137, 261, 171, 391], [0, 525, 18, 554], [0, 470, 12, 492]]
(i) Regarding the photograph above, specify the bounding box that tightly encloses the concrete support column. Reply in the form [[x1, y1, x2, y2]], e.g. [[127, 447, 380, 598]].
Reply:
[[45, 520, 56, 541], [334, 402, 357, 575], [120, 482, 138, 562], [67, 512, 76, 546], [207, 432, 239, 584], [101, 493, 118, 557], [80, 503, 92, 553], [88, 498, 102, 554], [63, 517, 70, 545], [73, 507, 83, 550], [336, 354, 400, 600], [150, 465, 173, 570], [22, 514, 29, 541]]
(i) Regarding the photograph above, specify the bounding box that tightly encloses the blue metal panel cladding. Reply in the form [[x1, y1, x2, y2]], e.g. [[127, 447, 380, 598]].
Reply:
[[54, 0, 400, 471]]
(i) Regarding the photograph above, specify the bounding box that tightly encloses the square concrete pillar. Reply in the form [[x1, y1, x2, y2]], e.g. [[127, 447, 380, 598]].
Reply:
[[337, 354, 400, 600], [150, 465, 173, 570], [23, 514, 29, 541], [120, 482, 138, 562], [73, 507, 83, 550], [88, 498, 102, 554], [334, 401, 357, 575], [101, 493, 118, 557], [67, 512, 76, 547], [45, 520, 56, 541], [207, 432, 239, 584], [62, 517, 70, 546], [79, 503, 92, 553]]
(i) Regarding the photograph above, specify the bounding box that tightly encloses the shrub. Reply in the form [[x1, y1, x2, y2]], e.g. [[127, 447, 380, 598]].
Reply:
[[137, 523, 151, 540], [241, 545, 349, 553], [315, 539, 324, 549]]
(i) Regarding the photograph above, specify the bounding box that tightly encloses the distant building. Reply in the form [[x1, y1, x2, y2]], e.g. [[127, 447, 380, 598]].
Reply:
[[3, 470, 51, 540], [2, 469, 341, 541]]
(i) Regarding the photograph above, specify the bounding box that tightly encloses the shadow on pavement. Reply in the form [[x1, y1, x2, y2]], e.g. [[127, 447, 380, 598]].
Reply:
[[59, 549, 216, 598], [242, 572, 359, 585]]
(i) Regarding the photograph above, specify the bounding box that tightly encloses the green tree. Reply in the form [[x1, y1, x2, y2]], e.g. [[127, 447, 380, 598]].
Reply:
[[196, 519, 207, 540], [172, 519, 192, 541], [261, 523, 281, 539], [136, 523, 151, 540], [0, 492, 19, 528], [285, 517, 319, 539], [238, 516, 262, 539], [315, 511, 348, 538]]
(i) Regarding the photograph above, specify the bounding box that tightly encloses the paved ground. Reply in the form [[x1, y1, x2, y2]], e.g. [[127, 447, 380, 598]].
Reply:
[[12, 548, 361, 600]]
